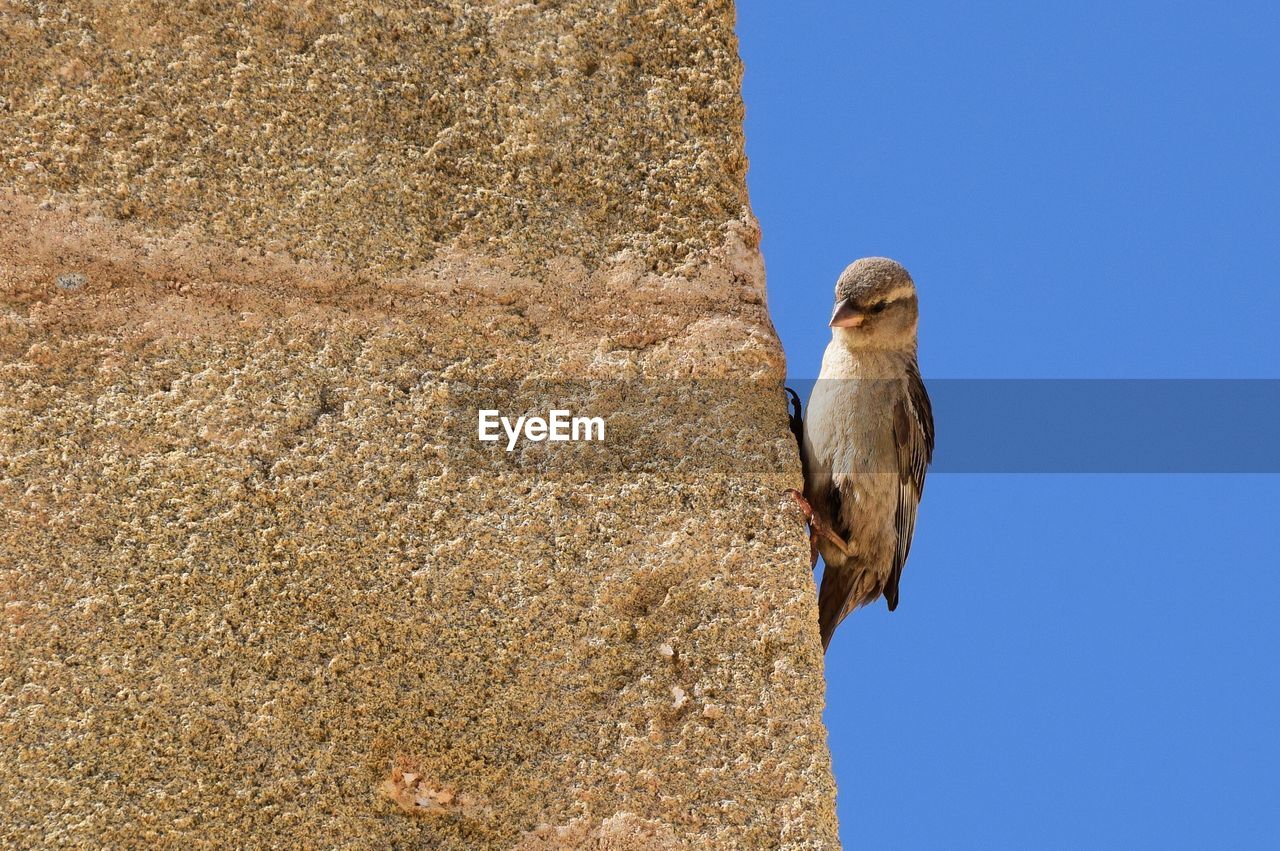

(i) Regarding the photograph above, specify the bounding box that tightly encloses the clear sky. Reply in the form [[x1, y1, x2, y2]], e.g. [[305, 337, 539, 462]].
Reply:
[[737, 2, 1280, 847]]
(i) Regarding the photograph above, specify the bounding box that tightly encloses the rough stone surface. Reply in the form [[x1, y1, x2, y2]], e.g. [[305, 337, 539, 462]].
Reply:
[[0, 2, 838, 848], [0, 0, 747, 273]]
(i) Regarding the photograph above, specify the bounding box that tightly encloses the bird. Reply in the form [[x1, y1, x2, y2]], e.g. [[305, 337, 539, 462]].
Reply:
[[788, 257, 934, 651]]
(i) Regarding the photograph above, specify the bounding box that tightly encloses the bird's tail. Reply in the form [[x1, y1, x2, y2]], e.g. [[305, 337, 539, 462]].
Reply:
[[817, 563, 858, 651]]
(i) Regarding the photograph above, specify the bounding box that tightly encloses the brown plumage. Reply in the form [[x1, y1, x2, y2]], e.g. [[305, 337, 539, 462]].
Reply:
[[798, 258, 934, 650]]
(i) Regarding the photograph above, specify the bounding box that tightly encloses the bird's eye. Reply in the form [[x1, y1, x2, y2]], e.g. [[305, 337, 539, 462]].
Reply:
[[867, 301, 889, 314]]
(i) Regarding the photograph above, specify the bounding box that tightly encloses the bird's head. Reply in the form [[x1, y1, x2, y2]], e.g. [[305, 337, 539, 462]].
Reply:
[[829, 257, 919, 350]]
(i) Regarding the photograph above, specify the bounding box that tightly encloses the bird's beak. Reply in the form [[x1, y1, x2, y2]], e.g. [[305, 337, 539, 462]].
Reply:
[[829, 298, 863, 328]]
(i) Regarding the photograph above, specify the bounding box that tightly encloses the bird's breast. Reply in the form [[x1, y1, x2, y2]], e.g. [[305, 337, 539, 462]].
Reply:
[[805, 372, 894, 476]]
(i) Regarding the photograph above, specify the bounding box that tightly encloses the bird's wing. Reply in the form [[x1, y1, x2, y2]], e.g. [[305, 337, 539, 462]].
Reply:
[[885, 361, 934, 611]]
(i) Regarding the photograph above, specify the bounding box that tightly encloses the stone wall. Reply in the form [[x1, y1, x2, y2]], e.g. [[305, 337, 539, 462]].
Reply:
[[0, 2, 838, 847]]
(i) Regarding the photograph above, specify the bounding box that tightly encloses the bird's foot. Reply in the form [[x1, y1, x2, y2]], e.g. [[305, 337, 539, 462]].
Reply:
[[784, 488, 852, 561], [784, 489, 824, 566]]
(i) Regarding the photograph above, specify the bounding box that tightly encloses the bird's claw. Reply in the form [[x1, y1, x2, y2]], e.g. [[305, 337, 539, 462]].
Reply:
[[784, 488, 822, 567], [783, 384, 850, 567], [814, 521, 852, 558], [784, 488, 852, 561]]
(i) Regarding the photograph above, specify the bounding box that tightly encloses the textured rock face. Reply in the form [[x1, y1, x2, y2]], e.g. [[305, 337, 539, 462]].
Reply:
[[0, 2, 837, 848], [0, 0, 747, 272]]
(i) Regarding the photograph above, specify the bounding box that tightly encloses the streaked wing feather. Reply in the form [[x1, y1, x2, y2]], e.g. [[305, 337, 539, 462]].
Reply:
[[886, 361, 934, 610]]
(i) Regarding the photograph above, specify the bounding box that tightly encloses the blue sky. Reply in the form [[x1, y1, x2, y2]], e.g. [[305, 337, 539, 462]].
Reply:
[[737, 2, 1280, 847]]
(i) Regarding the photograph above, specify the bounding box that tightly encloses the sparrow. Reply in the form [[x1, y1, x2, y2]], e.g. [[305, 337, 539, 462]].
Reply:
[[788, 257, 934, 650]]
